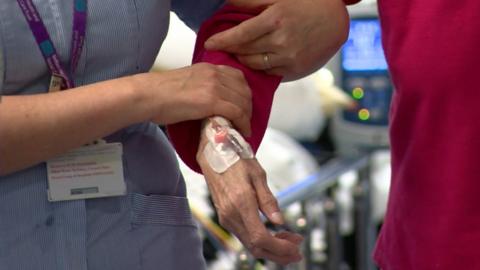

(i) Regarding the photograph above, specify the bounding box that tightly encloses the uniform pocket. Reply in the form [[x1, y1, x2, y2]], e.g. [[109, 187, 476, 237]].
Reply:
[[131, 193, 195, 227], [130, 193, 206, 270]]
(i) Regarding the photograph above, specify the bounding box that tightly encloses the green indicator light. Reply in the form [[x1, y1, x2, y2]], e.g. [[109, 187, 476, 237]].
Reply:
[[352, 87, 364, 100], [358, 109, 370, 121]]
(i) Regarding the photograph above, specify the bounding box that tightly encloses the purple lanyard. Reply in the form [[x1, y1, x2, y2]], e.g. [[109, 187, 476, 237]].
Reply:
[[17, 0, 87, 90]]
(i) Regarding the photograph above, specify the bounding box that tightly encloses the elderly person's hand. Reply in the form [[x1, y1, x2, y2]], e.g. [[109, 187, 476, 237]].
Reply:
[[204, 0, 350, 81], [197, 130, 303, 265]]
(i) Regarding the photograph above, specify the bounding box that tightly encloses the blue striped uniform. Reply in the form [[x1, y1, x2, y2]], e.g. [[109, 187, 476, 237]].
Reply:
[[0, 0, 223, 269]]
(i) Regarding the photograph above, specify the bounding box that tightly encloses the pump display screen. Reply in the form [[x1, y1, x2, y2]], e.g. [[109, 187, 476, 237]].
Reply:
[[342, 19, 388, 71]]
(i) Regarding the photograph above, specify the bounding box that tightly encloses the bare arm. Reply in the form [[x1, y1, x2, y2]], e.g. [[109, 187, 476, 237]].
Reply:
[[0, 76, 147, 176], [0, 64, 253, 176]]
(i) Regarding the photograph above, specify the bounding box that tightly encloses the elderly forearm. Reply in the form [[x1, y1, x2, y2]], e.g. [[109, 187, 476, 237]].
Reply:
[[0, 75, 150, 176]]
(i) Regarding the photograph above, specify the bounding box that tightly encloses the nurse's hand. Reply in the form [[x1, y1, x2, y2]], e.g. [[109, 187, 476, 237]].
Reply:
[[204, 0, 350, 81], [136, 63, 252, 136], [197, 139, 303, 265]]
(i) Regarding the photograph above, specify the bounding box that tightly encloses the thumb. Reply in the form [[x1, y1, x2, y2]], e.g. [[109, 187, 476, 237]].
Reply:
[[250, 167, 284, 225]]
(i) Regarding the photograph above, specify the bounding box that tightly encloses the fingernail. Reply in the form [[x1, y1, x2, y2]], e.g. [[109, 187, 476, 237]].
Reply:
[[271, 212, 285, 225]]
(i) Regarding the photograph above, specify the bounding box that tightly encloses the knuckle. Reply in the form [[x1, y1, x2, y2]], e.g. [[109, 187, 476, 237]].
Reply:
[[249, 232, 263, 248], [203, 82, 217, 95], [232, 187, 250, 200], [237, 28, 250, 40], [254, 168, 267, 180], [218, 210, 235, 226], [195, 62, 208, 68], [218, 216, 231, 229], [271, 37, 284, 50], [208, 71, 222, 81], [216, 64, 231, 73], [224, 204, 236, 217], [286, 51, 298, 63], [202, 66, 219, 78], [203, 62, 215, 69], [262, 195, 278, 207], [219, 64, 233, 71], [196, 62, 213, 72], [233, 68, 245, 78], [270, 9, 284, 29], [273, 35, 289, 50], [273, 17, 282, 30], [231, 187, 244, 198]]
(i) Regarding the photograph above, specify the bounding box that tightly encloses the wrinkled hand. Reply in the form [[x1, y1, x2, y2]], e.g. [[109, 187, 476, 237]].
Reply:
[[204, 0, 350, 81], [138, 63, 252, 136], [197, 136, 303, 265]]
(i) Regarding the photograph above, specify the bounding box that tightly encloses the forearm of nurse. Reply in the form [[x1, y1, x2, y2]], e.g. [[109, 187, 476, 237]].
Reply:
[[0, 76, 150, 176], [0, 64, 252, 176]]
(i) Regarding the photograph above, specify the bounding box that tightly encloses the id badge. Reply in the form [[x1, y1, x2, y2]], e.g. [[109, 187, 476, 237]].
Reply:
[[46, 142, 126, 202], [49, 74, 63, 92]]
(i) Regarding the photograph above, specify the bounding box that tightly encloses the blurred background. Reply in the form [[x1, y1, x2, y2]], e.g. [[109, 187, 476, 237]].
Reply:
[[155, 0, 391, 269]]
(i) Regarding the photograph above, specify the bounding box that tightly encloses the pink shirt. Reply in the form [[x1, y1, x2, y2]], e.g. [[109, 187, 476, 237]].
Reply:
[[374, 0, 480, 269]]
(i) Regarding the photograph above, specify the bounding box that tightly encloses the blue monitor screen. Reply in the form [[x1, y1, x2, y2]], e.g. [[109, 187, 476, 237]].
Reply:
[[342, 19, 388, 71]]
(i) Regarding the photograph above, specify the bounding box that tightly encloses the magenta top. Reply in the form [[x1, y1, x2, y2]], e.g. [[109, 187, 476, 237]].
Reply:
[[373, 0, 480, 269]]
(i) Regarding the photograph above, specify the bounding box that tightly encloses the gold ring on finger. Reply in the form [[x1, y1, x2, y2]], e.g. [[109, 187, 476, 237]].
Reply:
[[262, 53, 272, 70]]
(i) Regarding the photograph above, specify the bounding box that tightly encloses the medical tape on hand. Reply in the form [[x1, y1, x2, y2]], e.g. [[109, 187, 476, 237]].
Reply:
[[203, 116, 254, 173]]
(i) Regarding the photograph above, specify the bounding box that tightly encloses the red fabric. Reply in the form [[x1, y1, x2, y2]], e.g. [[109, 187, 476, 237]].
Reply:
[[167, 5, 281, 173], [374, 1, 480, 269], [343, 0, 361, 5]]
